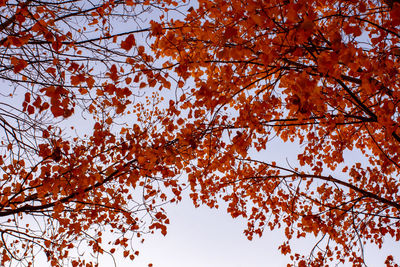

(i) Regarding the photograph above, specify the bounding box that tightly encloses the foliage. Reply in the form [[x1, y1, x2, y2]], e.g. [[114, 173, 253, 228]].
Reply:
[[1, 0, 400, 266], [0, 0, 184, 266], [152, 0, 400, 266]]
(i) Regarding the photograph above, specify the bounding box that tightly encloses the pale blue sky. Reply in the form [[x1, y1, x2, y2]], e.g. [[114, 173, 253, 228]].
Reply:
[[5, 1, 399, 266], [93, 138, 399, 267], [96, 192, 399, 267]]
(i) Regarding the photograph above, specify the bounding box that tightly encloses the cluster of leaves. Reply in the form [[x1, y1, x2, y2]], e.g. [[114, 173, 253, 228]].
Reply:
[[0, 0, 187, 266], [1, 0, 400, 266], [151, 0, 400, 266]]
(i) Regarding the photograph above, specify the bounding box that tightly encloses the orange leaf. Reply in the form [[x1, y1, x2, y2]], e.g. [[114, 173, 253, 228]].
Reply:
[[46, 67, 56, 76], [108, 64, 119, 81], [51, 106, 64, 117], [32, 20, 47, 32], [6, 34, 31, 47], [121, 34, 135, 51], [10, 56, 28, 73], [126, 0, 135, 6], [71, 74, 86, 86], [86, 76, 95, 89], [150, 21, 163, 36]]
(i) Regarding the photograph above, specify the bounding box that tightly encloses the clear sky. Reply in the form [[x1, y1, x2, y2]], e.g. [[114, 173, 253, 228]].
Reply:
[[6, 2, 399, 266], [111, 198, 288, 267]]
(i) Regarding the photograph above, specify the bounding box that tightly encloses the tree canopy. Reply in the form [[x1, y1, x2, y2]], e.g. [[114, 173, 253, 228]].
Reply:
[[1, 0, 400, 266], [0, 1, 182, 266]]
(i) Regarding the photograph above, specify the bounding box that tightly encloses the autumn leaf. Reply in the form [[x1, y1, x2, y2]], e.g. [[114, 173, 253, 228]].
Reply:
[[152, 0, 400, 265], [10, 56, 28, 73], [70, 73, 86, 86], [121, 34, 135, 51], [300, 17, 314, 31], [86, 76, 95, 88], [6, 34, 31, 47], [1, 0, 400, 266], [150, 21, 163, 36], [108, 64, 119, 81], [31, 19, 47, 32]]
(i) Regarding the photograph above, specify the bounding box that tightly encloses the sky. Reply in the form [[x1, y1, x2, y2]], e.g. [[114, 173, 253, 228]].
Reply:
[[3, 1, 400, 267], [94, 139, 399, 267], [30, 191, 399, 267], [99, 184, 399, 267], [107, 197, 288, 267]]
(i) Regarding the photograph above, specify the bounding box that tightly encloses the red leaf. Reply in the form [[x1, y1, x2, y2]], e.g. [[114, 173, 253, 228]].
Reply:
[[10, 56, 28, 73], [121, 34, 135, 51], [126, 0, 134, 6], [27, 105, 35, 115], [108, 64, 119, 81], [86, 76, 95, 89], [150, 21, 163, 36], [71, 74, 86, 86]]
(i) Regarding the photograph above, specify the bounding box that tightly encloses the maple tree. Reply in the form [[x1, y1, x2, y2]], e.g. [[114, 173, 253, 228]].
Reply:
[[150, 0, 400, 266]]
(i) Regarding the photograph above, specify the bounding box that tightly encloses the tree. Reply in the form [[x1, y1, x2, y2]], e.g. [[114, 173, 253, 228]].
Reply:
[[150, 0, 400, 266], [1, 0, 400, 266], [0, 0, 186, 266]]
